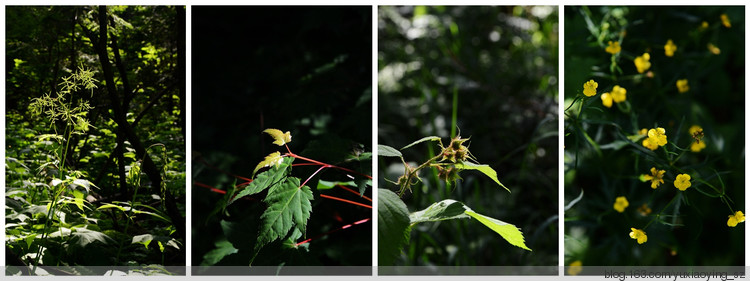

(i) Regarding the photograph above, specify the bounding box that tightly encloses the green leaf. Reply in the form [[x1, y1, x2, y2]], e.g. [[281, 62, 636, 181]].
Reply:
[[71, 227, 115, 248], [252, 177, 313, 265], [229, 157, 292, 205], [263, 128, 292, 146], [464, 210, 531, 251], [316, 180, 357, 190], [401, 136, 441, 150], [409, 199, 469, 224], [377, 144, 402, 158], [408, 200, 531, 251], [201, 238, 238, 266], [377, 189, 411, 266], [454, 162, 510, 192], [253, 151, 284, 177]]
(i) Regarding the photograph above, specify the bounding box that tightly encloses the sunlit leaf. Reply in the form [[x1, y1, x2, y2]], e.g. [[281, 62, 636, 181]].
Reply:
[[464, 210, 531, 251], [71, 227, 115, 248], [229, 157, 293, 206], [409, 199, 469, 224], [377, 144, 402, 158], [454, 162, 510, 192], [253, 151, 284, 177], [263, 128, 292, 146]]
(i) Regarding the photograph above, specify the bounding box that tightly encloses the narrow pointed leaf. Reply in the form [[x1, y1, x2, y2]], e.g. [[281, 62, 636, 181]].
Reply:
[[253, 177, 313, 262], [464, 210, 531, 251], [378, 144, 402, 158], [378, 189, 411, 265], [455, 162, 510, 192], [401, 136, 441, 150], [263, 128, 292, 146], [229, 157, 293, 206]]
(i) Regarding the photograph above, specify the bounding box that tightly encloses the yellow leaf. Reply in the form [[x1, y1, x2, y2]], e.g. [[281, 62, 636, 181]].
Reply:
[[254, 152, 283, 176], [263, 129, 292, 146]]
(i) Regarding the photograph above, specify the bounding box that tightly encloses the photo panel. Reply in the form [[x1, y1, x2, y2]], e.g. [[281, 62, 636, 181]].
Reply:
[[5, 6, 187, 275], [191, 6, 373, 275], [377, 5, 559, 275], [563, 6, 745, 274]]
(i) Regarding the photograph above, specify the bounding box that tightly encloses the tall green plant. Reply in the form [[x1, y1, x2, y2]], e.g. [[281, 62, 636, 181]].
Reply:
[[378, 133, 531, 265], [26, 66, 98, 271]]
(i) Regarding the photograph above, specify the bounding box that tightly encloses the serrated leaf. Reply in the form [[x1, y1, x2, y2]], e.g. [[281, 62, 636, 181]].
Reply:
[[464, 210, 531, 251], [253, 151, 284, 176], [455, 162, 510, 192], [229, 157, 293, 206], [252, 177, 313, 264], [378, 189, 411, 266], [201, 238, 238, 266], [378, 144, 402, 158], [409, 199, 470, 224], [72, 178, 97, 192], [401, 136, 441, 150], [263, 128, 292, 146]]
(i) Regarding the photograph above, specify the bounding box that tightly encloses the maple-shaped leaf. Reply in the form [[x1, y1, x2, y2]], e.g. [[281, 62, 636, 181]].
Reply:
[[253, 151, 284, 177], [263, 128, 292, 146], [251, 177, 313, 264], [230, 157, 293, 206]]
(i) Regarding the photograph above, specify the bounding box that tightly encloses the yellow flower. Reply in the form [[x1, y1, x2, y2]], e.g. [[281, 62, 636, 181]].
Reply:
[[689, 125, 703, 136], [689, 125, 705, 152], [568, 261, 583, 276], [674, 174, 692, 191], [721, 14, 731, 28], [690, 141, 706, 152], [606, 41, 621, 54], [629, 228, 647, 244], [634, 53, 651, 73], [611, 85, 626, 103], [639, 128, 648, 136], [643, 167, 665, 189], [708, 43, 721, 55], [676, 79, 689, 93], [647, 127, 668, 147], [583, 79, 598, 97], [637, 204, 652, 216], [664, 39, 677, 57], [614, 196, 629, 213], [601, 92, 613, 108], [642, 138, 658, 151], [727, 211, 745, 227], [701, 21, 709, 29]]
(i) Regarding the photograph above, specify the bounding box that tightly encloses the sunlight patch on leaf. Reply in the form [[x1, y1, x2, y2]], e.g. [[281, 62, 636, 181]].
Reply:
[[377, 144, 402, 158], [464, 210, 531, 251], [263, 128, 292, 146], [253, 151, 284, 177]]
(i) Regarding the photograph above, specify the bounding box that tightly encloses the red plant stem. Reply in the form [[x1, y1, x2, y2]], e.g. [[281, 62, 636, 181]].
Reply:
[[295, 218, 371, 247], [319, 194, 372, 209], [194, 181, 226, 194], [292, 163, 321, 167], [300, 165, 328, 189], [286, 152, 372, 180], [336, 184, 372, 202]]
